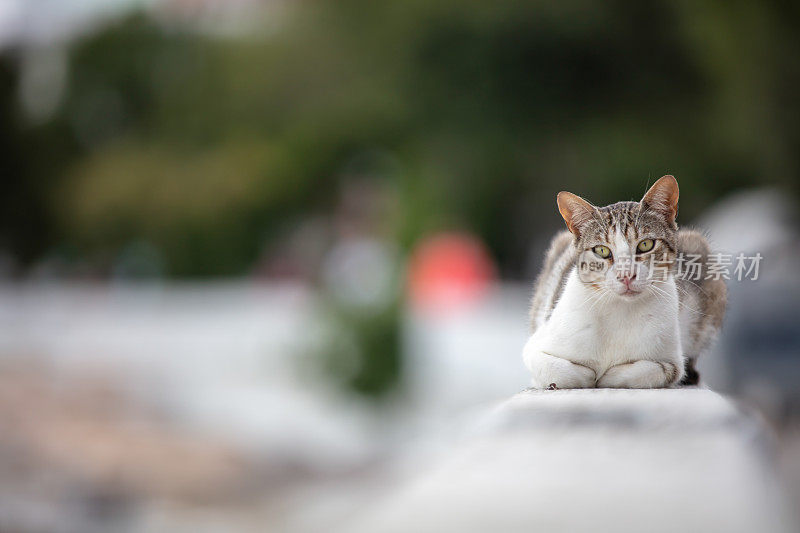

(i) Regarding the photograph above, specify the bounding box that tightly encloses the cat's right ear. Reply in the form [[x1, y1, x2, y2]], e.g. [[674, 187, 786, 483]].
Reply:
[[557, 192, 596, 237]]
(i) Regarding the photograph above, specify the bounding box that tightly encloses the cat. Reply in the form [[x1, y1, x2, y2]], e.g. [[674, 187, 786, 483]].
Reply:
[[523, 175, 726, 389]]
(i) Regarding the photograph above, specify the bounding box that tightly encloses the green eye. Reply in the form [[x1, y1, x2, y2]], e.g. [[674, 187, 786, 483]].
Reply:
[[593, 245, 611, 259], [637, 239, 655, 253]]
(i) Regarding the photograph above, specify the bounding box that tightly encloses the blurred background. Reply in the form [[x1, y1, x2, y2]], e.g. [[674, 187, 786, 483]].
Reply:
[[0, 0, 799, 531]]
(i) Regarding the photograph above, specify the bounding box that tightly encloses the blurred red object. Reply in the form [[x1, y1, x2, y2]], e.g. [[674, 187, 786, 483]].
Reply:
[[407, 232, 496, 313]]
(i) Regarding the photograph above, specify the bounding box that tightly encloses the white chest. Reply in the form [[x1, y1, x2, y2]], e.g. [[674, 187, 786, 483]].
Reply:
[[536, 271, 682, 372]]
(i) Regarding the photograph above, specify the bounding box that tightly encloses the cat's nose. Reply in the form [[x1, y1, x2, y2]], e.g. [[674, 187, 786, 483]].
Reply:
[[617, 272, 636, 287]]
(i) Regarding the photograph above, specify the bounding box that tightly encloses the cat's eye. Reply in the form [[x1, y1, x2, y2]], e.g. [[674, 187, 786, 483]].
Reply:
[[637, 239, 655, 253], [593, 245, 611, 259]]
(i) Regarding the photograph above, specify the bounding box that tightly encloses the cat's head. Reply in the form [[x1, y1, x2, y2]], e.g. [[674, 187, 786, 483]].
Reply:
[[557, 175, 679, 298]]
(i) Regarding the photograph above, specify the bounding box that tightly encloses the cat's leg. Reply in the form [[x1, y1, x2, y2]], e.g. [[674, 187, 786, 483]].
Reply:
[[524, 344, 596, 389], [597, 360, 682, 389]]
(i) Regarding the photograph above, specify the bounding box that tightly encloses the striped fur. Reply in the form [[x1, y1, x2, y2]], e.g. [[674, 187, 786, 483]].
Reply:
[[525, 176, 726, 388]]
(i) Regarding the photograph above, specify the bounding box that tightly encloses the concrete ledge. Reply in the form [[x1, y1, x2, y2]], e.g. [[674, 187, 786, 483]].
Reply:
[[486, 387, 750, 432], [350, 388, 792, 533]]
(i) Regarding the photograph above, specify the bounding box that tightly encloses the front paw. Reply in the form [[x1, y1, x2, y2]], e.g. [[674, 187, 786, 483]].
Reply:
[[530, 354, 596, 390], [597, 360, 678, 389]]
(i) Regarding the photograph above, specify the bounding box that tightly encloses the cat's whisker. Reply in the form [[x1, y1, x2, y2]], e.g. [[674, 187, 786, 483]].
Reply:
[[651, 279, 714, 317], [573, 288, 601, 311], [587, 290, 608, 313]]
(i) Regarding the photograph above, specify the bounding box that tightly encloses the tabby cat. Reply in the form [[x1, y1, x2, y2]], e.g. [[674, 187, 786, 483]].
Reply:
[[524, 176, 726, 389]]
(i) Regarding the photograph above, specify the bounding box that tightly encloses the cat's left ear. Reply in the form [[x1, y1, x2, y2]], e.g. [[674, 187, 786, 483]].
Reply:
[[557, 191, 597, 237], [641, 175, 679, 224]]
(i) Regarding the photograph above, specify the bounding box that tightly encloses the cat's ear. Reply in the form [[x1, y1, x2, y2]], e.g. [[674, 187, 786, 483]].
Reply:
[[641, 175, 679, 224], [557, 191, 596, 237]]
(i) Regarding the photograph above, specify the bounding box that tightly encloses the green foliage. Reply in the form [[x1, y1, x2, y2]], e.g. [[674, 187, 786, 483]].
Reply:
[[318, 302, 403, 398], [3, 1, 800, 276]]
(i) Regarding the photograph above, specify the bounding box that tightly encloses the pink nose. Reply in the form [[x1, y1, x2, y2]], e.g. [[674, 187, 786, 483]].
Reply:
[[618, 272, 636, 288]]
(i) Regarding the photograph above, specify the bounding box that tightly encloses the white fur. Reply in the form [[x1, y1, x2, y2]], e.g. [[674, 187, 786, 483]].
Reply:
[[523, 264, 684, 389]]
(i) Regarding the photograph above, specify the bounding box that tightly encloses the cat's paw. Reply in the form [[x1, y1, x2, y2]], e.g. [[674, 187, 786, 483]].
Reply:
[[597, 360, 678, 389], [529, 353, 596, 389]]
